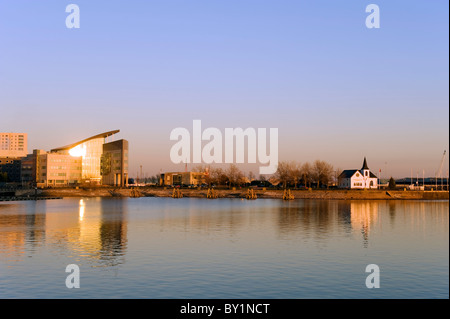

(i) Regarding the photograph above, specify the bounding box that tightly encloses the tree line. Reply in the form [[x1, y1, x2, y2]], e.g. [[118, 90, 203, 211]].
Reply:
[[273, 160, 335, 188], [188, 160, 336, 189]]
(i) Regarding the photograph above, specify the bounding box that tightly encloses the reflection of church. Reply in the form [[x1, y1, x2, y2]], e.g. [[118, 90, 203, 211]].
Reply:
[[350, 202, 378, 247]]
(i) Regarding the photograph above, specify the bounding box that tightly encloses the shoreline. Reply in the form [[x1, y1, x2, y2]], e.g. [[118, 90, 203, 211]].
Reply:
[[36, 187, 450, 201]]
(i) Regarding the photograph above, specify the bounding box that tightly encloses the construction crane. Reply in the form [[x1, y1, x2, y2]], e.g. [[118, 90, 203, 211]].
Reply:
[[436, 150, 446, 190]]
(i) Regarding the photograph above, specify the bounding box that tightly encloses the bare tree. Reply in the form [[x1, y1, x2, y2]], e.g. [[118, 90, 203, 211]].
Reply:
[[301, 162, 312, 188], [291, 162, 303, 188], [312, 160, 334, 188], [275, 161, 295, 188], [226, 164, 244, 188], [334, 168, 342, 187], [209, 167, 226, 186], [248, 171, 255, 182], [192, 165, 207, 173]]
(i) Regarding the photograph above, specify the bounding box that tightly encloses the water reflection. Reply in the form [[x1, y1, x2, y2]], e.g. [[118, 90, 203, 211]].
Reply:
[[389, 201, 396, 226], [98, 199, 128, 267], [349, 202, 378, 248], [0, 202, 46, 260], [276, 200, 382, 248], [277, 201, 336, 238], [0, 198, 448, 299], [1, 198, 448, 267], [0, 199, 128, 268]]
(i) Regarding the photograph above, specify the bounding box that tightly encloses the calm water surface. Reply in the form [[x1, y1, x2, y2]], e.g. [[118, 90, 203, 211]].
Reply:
[[0, 198, 448, 298]]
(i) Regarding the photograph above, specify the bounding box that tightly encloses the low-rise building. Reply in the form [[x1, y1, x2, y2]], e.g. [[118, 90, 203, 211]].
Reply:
[[160, 171, 207, 186], [37, 152, 82, 187]]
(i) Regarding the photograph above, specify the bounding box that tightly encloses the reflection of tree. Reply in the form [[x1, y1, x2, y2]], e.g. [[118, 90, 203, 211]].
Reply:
[[276, 200, 335, 238], [337, 202, 352, 233], [277, 202, 303, 234], [389, 202, 396, 226]]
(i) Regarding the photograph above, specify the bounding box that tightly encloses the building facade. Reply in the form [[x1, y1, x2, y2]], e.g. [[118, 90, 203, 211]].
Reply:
[[338, 158, 378, 189], [37, 152, 83, 187], [20, 149, 46, 187], [160, 171, 207, 186], [51, 130, 120, 184], [100, 140, 129, 187], [0, 133, 27, 158], [0, 157, 22, 183]]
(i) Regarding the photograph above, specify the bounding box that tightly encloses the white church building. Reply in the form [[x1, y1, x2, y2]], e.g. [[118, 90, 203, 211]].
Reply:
[[338, 157, 378, 189]]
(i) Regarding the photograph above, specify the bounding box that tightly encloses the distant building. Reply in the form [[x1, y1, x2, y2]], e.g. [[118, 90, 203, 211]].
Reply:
[[20, 149, 46, 186], [0, 157, 22, 183], [0, 133, 27, 157], [160, 171, 207, 186], [338, 157, 378, 189]]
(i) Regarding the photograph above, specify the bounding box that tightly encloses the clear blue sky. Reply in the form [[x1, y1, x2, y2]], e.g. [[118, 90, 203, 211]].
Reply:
[[0, 1, 448, 178]]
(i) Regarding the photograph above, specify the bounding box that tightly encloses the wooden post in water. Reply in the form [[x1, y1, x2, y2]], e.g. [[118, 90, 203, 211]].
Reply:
[[246, 189, 257, 200], [207, 188, 218, 199], [283, 189, 295, 200], [172, 188, 183, 198]]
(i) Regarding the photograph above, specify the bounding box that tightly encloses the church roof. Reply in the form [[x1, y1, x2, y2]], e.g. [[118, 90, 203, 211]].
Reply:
[[339, 170, 359, 178], [339, 169, 377, 179]]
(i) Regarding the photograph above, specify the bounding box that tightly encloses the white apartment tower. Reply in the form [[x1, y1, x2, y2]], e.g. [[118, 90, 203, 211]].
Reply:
[[0, 133, 27, 157]]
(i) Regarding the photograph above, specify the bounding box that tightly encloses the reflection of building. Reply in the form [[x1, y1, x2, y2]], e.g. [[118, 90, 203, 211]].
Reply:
[[160, 171, 207, 186], [0, 204, 46, 259], [0, 132, 27, 157], [20, 130, 128, 187], [338, 157, 378, 189]]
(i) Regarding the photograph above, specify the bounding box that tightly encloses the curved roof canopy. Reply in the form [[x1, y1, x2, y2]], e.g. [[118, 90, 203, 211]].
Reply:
[[51, 130, 120, 152]]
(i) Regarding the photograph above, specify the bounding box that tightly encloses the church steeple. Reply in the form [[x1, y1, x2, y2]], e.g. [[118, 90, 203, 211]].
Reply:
[[361, 157, 369, 170]]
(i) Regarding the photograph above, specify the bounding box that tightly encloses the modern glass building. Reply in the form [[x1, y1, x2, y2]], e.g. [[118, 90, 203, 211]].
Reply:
[[49, 130, 128, 186]]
